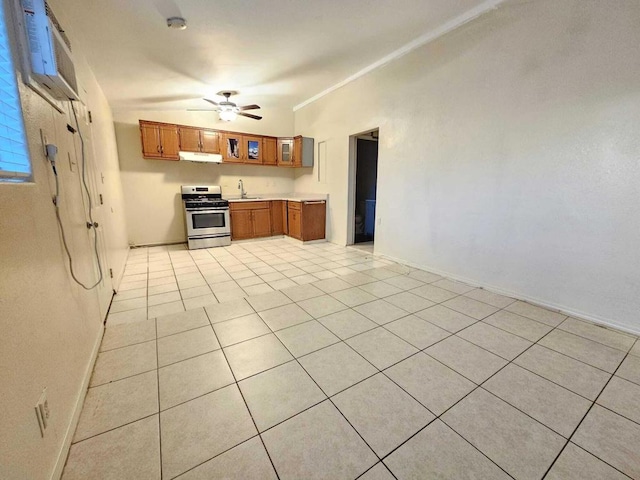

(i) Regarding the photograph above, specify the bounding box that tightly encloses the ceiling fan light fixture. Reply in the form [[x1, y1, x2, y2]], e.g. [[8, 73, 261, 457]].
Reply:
[[219, 109, 237, 122], [167, 17, 187, 30]]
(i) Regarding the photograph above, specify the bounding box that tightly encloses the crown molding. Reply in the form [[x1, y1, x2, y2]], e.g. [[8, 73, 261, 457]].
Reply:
[[293, 0, 505, 112]]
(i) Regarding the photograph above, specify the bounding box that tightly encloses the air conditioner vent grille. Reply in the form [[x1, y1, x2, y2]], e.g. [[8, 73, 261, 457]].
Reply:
[[44, 1, 71, 50]]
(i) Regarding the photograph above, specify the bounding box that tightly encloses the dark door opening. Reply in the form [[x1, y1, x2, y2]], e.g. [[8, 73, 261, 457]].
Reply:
[[354, 130, 378, 244]]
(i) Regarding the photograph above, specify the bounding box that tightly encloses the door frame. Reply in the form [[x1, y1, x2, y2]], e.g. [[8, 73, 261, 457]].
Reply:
[[71, 100, 114, 322], [347, 128, 379, 246]]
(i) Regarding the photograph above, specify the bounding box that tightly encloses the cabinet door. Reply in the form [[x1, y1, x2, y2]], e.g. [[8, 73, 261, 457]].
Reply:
[[301, 201, 326, 241], [252, 208, 272, 238], [159, 124, 180, 160], [277, 138, 294, 167], [230, 210, 253, 240], [293, 136, 303, 167], [201, 130, 220, 154], [288, 203, 302, 240], [282, 201, 288, 235], [140, 122, 161, 158], [270, 200, 284, 235], [244, 135, 263, 164], [179, 127, 201, 152], [262, 137, 277, 165], [221, 132, 244, 163]]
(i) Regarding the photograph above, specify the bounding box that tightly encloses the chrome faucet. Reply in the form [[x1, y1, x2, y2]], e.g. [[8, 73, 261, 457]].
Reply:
[[238, 179, 246, 199]]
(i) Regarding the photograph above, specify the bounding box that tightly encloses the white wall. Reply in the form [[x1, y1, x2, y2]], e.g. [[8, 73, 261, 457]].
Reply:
[[113, 109, 299, 246], [0, 1, 129, 478], [294, 0, 640, 333]]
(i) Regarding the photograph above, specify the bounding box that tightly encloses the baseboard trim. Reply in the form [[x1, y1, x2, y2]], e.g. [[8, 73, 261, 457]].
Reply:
[[378, 253, 640, 337], [112, 246, 130, 291], [50, 324, 104, 480]]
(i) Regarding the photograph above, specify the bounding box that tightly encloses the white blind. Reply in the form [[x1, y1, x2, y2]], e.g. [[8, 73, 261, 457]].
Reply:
[[0, 4, 31, 181]]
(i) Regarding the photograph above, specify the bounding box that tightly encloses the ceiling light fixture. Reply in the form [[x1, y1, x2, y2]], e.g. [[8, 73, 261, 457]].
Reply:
[[167, 17, 187, 30], [219, 109, 237, 122]]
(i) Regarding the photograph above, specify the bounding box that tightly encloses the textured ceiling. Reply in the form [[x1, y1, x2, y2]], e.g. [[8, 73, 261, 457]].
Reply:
[[52, 0, 490, 112]]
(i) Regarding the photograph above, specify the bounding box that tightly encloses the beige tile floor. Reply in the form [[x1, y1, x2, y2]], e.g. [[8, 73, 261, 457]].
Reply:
[[62, 239, 640, 480]]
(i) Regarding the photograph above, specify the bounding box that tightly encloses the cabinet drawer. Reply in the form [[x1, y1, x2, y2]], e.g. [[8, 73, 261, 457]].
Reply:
[[230, 201, 271, 211], [287, 201, 301, 211]]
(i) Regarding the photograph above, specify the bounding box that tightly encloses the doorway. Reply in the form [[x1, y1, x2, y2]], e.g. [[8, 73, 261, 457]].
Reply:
[[348, 129, 379, 248]]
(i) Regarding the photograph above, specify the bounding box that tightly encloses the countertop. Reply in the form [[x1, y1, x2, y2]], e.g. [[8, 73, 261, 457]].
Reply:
[[227, 193, 328, 203]]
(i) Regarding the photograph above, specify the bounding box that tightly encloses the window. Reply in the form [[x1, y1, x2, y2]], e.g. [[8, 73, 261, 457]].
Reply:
[[0, 3, 30, 182]]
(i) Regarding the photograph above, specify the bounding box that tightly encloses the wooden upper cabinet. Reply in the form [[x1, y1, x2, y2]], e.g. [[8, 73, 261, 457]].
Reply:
[[293, 136, 302, 167], [178, 127, 201, 152], [179, 127, 220, 154], [159, 125, 180, 160], [140, 119, 313, 166], [201, 129, 220, 154], [293, 136, 314, 167], [277, 138, 294, 167], [140, 122, 161, 158], [262, 137, 277, 166], [244, 135, 263, 164], [140, 121, 179, 160], [221, 132, 244, 163]]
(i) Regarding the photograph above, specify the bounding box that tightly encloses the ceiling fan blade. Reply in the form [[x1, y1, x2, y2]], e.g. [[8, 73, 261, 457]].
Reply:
[[238, 112, 262, 120], [239, 104, 260, 111], [203, 98, 220, 106]]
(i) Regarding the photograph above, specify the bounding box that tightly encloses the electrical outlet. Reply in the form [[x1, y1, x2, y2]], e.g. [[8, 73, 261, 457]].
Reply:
[[35, 389, 50, 437], [377, 218, 382, 226]]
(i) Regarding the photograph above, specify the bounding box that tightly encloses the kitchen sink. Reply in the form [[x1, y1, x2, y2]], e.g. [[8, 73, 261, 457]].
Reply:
[[241, 196, 261, 199]]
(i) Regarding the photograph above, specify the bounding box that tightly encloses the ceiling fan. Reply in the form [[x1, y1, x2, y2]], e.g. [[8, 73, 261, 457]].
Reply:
[[189, 91, 262, 121]]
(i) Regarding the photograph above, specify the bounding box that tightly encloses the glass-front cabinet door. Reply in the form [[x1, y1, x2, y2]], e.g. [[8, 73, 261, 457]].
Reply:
[[221, 132, 244, 163], [277, 138, 294, 166], [244, 135, 263, 164]]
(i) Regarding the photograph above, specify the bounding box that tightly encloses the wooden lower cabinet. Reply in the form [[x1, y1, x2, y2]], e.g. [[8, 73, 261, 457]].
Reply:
[[271, 200, 285, 235], [252, 208, 272, 237], [229, 210, 253, 240], [287, 201, 326, 241], [231, 200, 325, 242], [287, 202, 302, 240], [300, 200, 326, 240], [229, 202, 272, 240]]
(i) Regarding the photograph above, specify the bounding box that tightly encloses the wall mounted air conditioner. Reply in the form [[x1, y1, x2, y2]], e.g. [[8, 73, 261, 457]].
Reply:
[[20, 0, 79, 100]]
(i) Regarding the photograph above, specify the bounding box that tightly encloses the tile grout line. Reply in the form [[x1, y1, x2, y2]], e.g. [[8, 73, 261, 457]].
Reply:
[[540, 348, 635, 479], [154, 316, 163, 480], [101, 241, 640, 479], [256, 313, 388, 478], [370, 307, 590, 476], [200, 306, 282, 480]]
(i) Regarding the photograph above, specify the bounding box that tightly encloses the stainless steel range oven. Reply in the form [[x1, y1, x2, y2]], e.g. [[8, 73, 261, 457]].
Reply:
[[181, 185, 231, 249]]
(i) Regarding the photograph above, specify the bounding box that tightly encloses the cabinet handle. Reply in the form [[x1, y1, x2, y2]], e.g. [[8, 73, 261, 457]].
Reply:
[[303, 201, 325, 205], [157, 145, 160, 153]]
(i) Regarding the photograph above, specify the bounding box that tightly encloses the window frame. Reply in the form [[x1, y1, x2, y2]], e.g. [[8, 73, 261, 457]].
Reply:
[[0, 0, 32, 182]]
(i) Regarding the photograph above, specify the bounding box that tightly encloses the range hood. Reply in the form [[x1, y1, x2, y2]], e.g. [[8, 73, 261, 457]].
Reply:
[[179, 151, 223, 163]]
